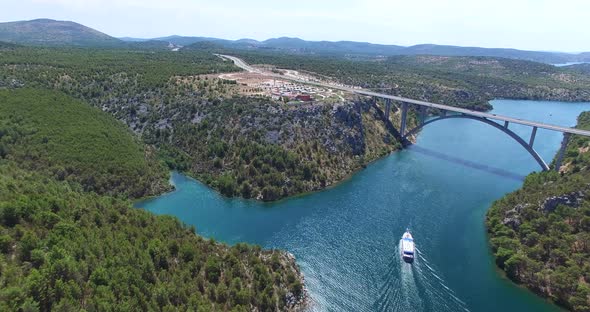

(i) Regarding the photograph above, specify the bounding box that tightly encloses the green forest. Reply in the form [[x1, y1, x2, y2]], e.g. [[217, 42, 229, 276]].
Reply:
[[0, 89, 305, 311], [0, 88, 169, 198], [487, 112, 590, 311]]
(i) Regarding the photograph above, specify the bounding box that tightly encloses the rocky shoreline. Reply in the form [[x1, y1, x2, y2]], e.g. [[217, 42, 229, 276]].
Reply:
[[283, 251, 309, 311]]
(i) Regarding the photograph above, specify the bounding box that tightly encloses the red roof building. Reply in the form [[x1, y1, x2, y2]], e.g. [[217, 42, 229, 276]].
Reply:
[[295, 94, 312, 102]]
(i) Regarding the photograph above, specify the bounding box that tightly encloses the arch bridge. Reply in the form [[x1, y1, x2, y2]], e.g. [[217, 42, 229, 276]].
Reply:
[[372, 95, 590, 172]]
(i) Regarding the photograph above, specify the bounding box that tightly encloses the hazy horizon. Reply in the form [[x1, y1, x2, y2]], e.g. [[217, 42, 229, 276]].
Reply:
[[2, 0, 589, 52]]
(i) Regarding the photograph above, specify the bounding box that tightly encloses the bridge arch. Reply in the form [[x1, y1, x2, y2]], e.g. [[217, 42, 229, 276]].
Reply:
[[403, 114, 550, 171]]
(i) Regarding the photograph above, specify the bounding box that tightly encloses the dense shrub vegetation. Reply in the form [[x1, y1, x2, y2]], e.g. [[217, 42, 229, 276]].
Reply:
[[487, 112, 590, 311], [0, 88, 169, 198], [0, 164, 304, 311], [0, 88, 305, 311], [143, 95, 402, 201], [0, 46, 236, 89]]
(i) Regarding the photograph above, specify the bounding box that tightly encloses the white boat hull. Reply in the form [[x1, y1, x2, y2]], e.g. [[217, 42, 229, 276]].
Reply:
[[400, 231, 415, 263]]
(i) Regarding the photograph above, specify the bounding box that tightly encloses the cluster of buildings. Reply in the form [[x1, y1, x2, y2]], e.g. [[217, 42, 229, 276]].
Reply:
[[261, 80, 319, 102], [217, 70, 348, 103]]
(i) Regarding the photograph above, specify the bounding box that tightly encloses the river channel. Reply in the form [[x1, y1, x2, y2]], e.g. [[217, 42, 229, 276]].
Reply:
[[136, 99, 590, 311]]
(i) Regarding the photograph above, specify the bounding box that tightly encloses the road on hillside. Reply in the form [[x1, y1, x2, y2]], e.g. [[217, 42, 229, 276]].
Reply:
[[217, 54, 590, 136]]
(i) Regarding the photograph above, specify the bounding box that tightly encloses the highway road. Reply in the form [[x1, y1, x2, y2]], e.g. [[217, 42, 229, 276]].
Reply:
[[218, 54, 590, 137]]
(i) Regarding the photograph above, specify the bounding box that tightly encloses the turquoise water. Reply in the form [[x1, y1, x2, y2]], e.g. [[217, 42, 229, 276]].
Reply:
[[554, 61, 590, 67], [136, 99, 590, 311]]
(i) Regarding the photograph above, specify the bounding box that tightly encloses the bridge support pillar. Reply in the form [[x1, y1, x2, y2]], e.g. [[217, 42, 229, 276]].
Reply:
[[555, 133, 571, 172], [419, 106, 427, 126], [504, 121, 509, 128], [384, 99, 392, 121], [400, 102, 408, 137], [529, 126, 538, 147]]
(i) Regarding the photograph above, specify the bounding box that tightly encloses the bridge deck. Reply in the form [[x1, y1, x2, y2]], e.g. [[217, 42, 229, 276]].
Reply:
[[219, 54, 590, 137]]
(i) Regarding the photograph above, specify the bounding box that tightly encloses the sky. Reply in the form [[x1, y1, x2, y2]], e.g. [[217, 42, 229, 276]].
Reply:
[[1, 0, 589, 52]]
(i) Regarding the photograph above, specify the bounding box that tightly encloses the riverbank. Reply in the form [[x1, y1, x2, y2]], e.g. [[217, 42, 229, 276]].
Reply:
[[0, 88, 310, 311], [162, 97, 407, 202], [283, 251, 309, 311], [180, 147, 401, 204], [486, 111, 590, 311], [134, 177, 309, 311]]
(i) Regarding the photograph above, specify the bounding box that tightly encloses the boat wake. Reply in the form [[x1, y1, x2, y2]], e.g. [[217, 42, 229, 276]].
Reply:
[[414, 247, 470, 312], [372, 243, 470, 312]]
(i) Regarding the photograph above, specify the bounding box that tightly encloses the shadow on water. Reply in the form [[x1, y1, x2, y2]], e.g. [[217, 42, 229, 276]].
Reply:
[[407, 145, 525, 181]]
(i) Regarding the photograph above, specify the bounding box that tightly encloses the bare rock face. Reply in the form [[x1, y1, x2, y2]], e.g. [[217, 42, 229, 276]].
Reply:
[[0, 78, 24, 88], [501, 191, 586, 231], [540, 191, 585, 213], [265, 130, 280, 144], [502, 204, 528, 230], [331, 102, 365, 156], [502, 216, 521, 230]]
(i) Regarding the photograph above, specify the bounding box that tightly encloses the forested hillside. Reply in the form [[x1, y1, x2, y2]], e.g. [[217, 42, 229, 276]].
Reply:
[[145, 96, 403, 200], [0, 89, 305, 311], [0, 46, 404, 201], [0, 88, 169, 198], [487, 112, 590, 311]]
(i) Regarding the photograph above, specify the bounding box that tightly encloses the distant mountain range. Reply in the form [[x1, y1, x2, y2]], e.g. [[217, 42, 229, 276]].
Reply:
[[0, 19, 121, 46], [119, 36, 590, 64], [1, 18, 589, 64]]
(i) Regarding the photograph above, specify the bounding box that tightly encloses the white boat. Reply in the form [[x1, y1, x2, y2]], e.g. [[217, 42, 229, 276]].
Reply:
[[400, 229, 415, 263]]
